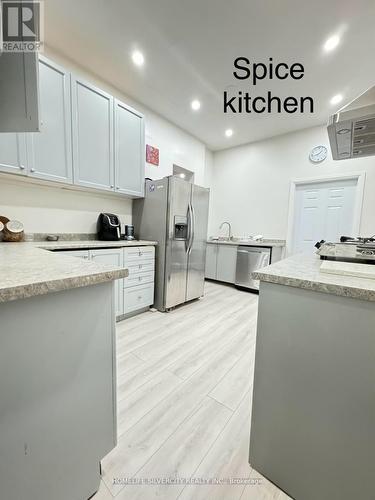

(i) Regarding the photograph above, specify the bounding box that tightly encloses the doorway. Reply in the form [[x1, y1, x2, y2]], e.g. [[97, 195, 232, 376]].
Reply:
[[287, 173, 365, 255]]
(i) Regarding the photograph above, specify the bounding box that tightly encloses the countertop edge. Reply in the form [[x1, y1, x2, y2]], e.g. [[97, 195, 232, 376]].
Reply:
[[0, 268, 129, 303], [253, 255, 375, 302], [206, 240, 285, 247]]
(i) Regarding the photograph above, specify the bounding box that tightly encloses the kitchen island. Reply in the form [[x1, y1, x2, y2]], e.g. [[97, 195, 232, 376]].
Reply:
[[249, 253, 375, 500], [0, 242, 132, 500]]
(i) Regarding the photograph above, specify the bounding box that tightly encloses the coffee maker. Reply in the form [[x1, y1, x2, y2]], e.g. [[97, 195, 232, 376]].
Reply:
[[97, 213, 121, 240]]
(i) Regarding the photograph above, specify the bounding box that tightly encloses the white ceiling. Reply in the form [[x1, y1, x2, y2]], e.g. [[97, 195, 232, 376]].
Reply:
[[44, 0, 375, 151]]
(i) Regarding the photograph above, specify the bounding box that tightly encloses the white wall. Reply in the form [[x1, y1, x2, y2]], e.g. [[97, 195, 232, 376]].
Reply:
[[210, 125, 375, 239], [0, 176, 132, 234], [0, 46, 210, 234]]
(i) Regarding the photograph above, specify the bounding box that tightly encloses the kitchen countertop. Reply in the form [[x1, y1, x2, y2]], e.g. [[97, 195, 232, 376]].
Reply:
[[0, 240, 156, 303], [34, 239, 158, 250], [253, 253, 375, 302], [207, 239, 285, 248]]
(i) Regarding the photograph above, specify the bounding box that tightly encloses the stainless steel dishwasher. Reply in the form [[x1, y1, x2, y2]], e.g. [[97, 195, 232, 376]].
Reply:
[[235, 246, 271, 291]]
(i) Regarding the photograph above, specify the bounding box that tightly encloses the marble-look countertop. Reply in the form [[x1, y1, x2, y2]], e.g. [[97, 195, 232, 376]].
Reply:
[[0, 240, 156, 303], [207, 239, 285, 248], [253, 253, 375, 302], [35, 239, 158, 250]]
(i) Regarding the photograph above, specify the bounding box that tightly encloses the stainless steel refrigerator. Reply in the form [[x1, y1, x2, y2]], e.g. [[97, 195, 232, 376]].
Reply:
[[133, 176, 210, 311]]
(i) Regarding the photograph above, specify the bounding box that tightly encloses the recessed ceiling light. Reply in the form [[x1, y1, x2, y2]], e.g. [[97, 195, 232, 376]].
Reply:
[[225, 129, 233, 138], [132, 50, 145, 66], [191, 100, 201, 111], [324, 35, 340, 52], [330, 94, 343, 105]]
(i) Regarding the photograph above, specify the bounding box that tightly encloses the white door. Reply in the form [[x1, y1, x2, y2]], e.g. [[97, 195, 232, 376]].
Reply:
[[292, 178, 358, 254]]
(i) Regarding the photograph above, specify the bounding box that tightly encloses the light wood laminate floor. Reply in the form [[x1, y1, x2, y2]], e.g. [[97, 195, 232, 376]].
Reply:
[[93, 281, 290, 500]]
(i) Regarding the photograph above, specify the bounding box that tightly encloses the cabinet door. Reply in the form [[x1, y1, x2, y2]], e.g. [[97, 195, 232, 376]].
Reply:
[[0, 134, 28, 175], [216, 245, 238, 284], [0, 52, 39, 132], [59, 250, 90, 259], [72, 78, 114, 191], [114, 100, 144, 197], [89, 249, 124, 316], [27, 57, 73, 183], [205, 243, 218, 279]]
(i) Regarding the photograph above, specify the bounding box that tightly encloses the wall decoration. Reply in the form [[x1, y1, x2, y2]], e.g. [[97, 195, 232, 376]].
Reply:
[[146, 144, 160, 166]]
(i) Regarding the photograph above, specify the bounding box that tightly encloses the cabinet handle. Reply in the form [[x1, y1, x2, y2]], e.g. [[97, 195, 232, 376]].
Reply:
[[110, 185, 114, 189], [19, 165, 25, 170], [30, 168, 35, 173], [116, 186, 120, 190]]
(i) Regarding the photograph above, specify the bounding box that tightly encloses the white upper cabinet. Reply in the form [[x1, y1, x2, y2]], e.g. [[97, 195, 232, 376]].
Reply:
[[0, 53, 40, 133], [114, 100, 145, 197], [26, 57, 73, 183], [0, 56, 145, 199], [0, 134, 28, 175], [72, 78, 114, 191]]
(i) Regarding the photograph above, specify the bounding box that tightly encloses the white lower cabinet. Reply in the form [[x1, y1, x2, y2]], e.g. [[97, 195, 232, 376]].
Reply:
[[59, 250, 90, 259], [89, 249, 124, 317], [59, 246, 155, 318], [205, 243, 218, 280], [124, 247, 155, 315], [124, 284, 154, 314], [216, 245, 237, 283], [205, 243, 237, 283]]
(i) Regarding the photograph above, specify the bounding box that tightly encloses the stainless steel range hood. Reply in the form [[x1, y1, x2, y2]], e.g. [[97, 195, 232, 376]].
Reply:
[[327, 85, 375, 160]]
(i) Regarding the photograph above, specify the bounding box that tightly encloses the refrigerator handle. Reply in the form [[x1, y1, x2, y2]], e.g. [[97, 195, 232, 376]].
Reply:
[[190, 203, 196, 253], [186, 203, 193, 254]]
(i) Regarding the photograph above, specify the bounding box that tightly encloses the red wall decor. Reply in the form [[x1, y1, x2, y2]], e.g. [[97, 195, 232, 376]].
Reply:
[[146, 144, 159, 166]]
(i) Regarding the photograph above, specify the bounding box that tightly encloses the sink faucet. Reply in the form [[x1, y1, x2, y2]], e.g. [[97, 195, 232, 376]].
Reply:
[[219, 221, 232, 240]]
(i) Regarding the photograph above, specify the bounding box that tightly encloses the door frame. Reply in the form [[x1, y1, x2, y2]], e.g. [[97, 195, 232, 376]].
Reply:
[[286, 171, 366, 256]]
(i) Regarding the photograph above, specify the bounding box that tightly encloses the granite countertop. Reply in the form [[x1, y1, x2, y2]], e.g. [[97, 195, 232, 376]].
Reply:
[[207, 239, 285, 248], [253, 253, 375, 302], [0, 240, 156, 303]]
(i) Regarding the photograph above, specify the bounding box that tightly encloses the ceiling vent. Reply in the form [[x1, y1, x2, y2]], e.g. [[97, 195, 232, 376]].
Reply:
[[328, 85, 375, 160]]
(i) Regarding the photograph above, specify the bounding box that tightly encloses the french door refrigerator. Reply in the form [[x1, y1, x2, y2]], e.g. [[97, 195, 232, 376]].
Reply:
[[133, 176, 210, 311]]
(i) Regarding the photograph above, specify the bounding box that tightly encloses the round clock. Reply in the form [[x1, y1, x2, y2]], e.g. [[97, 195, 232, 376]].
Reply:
[[309, 145, 328, 163]]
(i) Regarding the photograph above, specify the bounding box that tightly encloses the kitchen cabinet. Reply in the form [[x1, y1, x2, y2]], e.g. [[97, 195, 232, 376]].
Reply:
[[0, 133, 28, 175], [90, 248, 124, 317], [0, 56, 146, 200], [71, 78, 114, 191], [206, 242, 283, 285], [0, 52, 39, 133], [205, 243, 218, 280], [124, 246, 155, 315], [26, 57, 73, 183], [58, 245, 155, 319], [59, 250, 90, 259], [114, 99, 144, 197], [205, 243, 237, 283], [216, 244, 237, 283]]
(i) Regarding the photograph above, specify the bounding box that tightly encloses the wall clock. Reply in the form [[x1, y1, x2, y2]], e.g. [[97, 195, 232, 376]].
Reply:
[[309, 145, 328, 163]]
